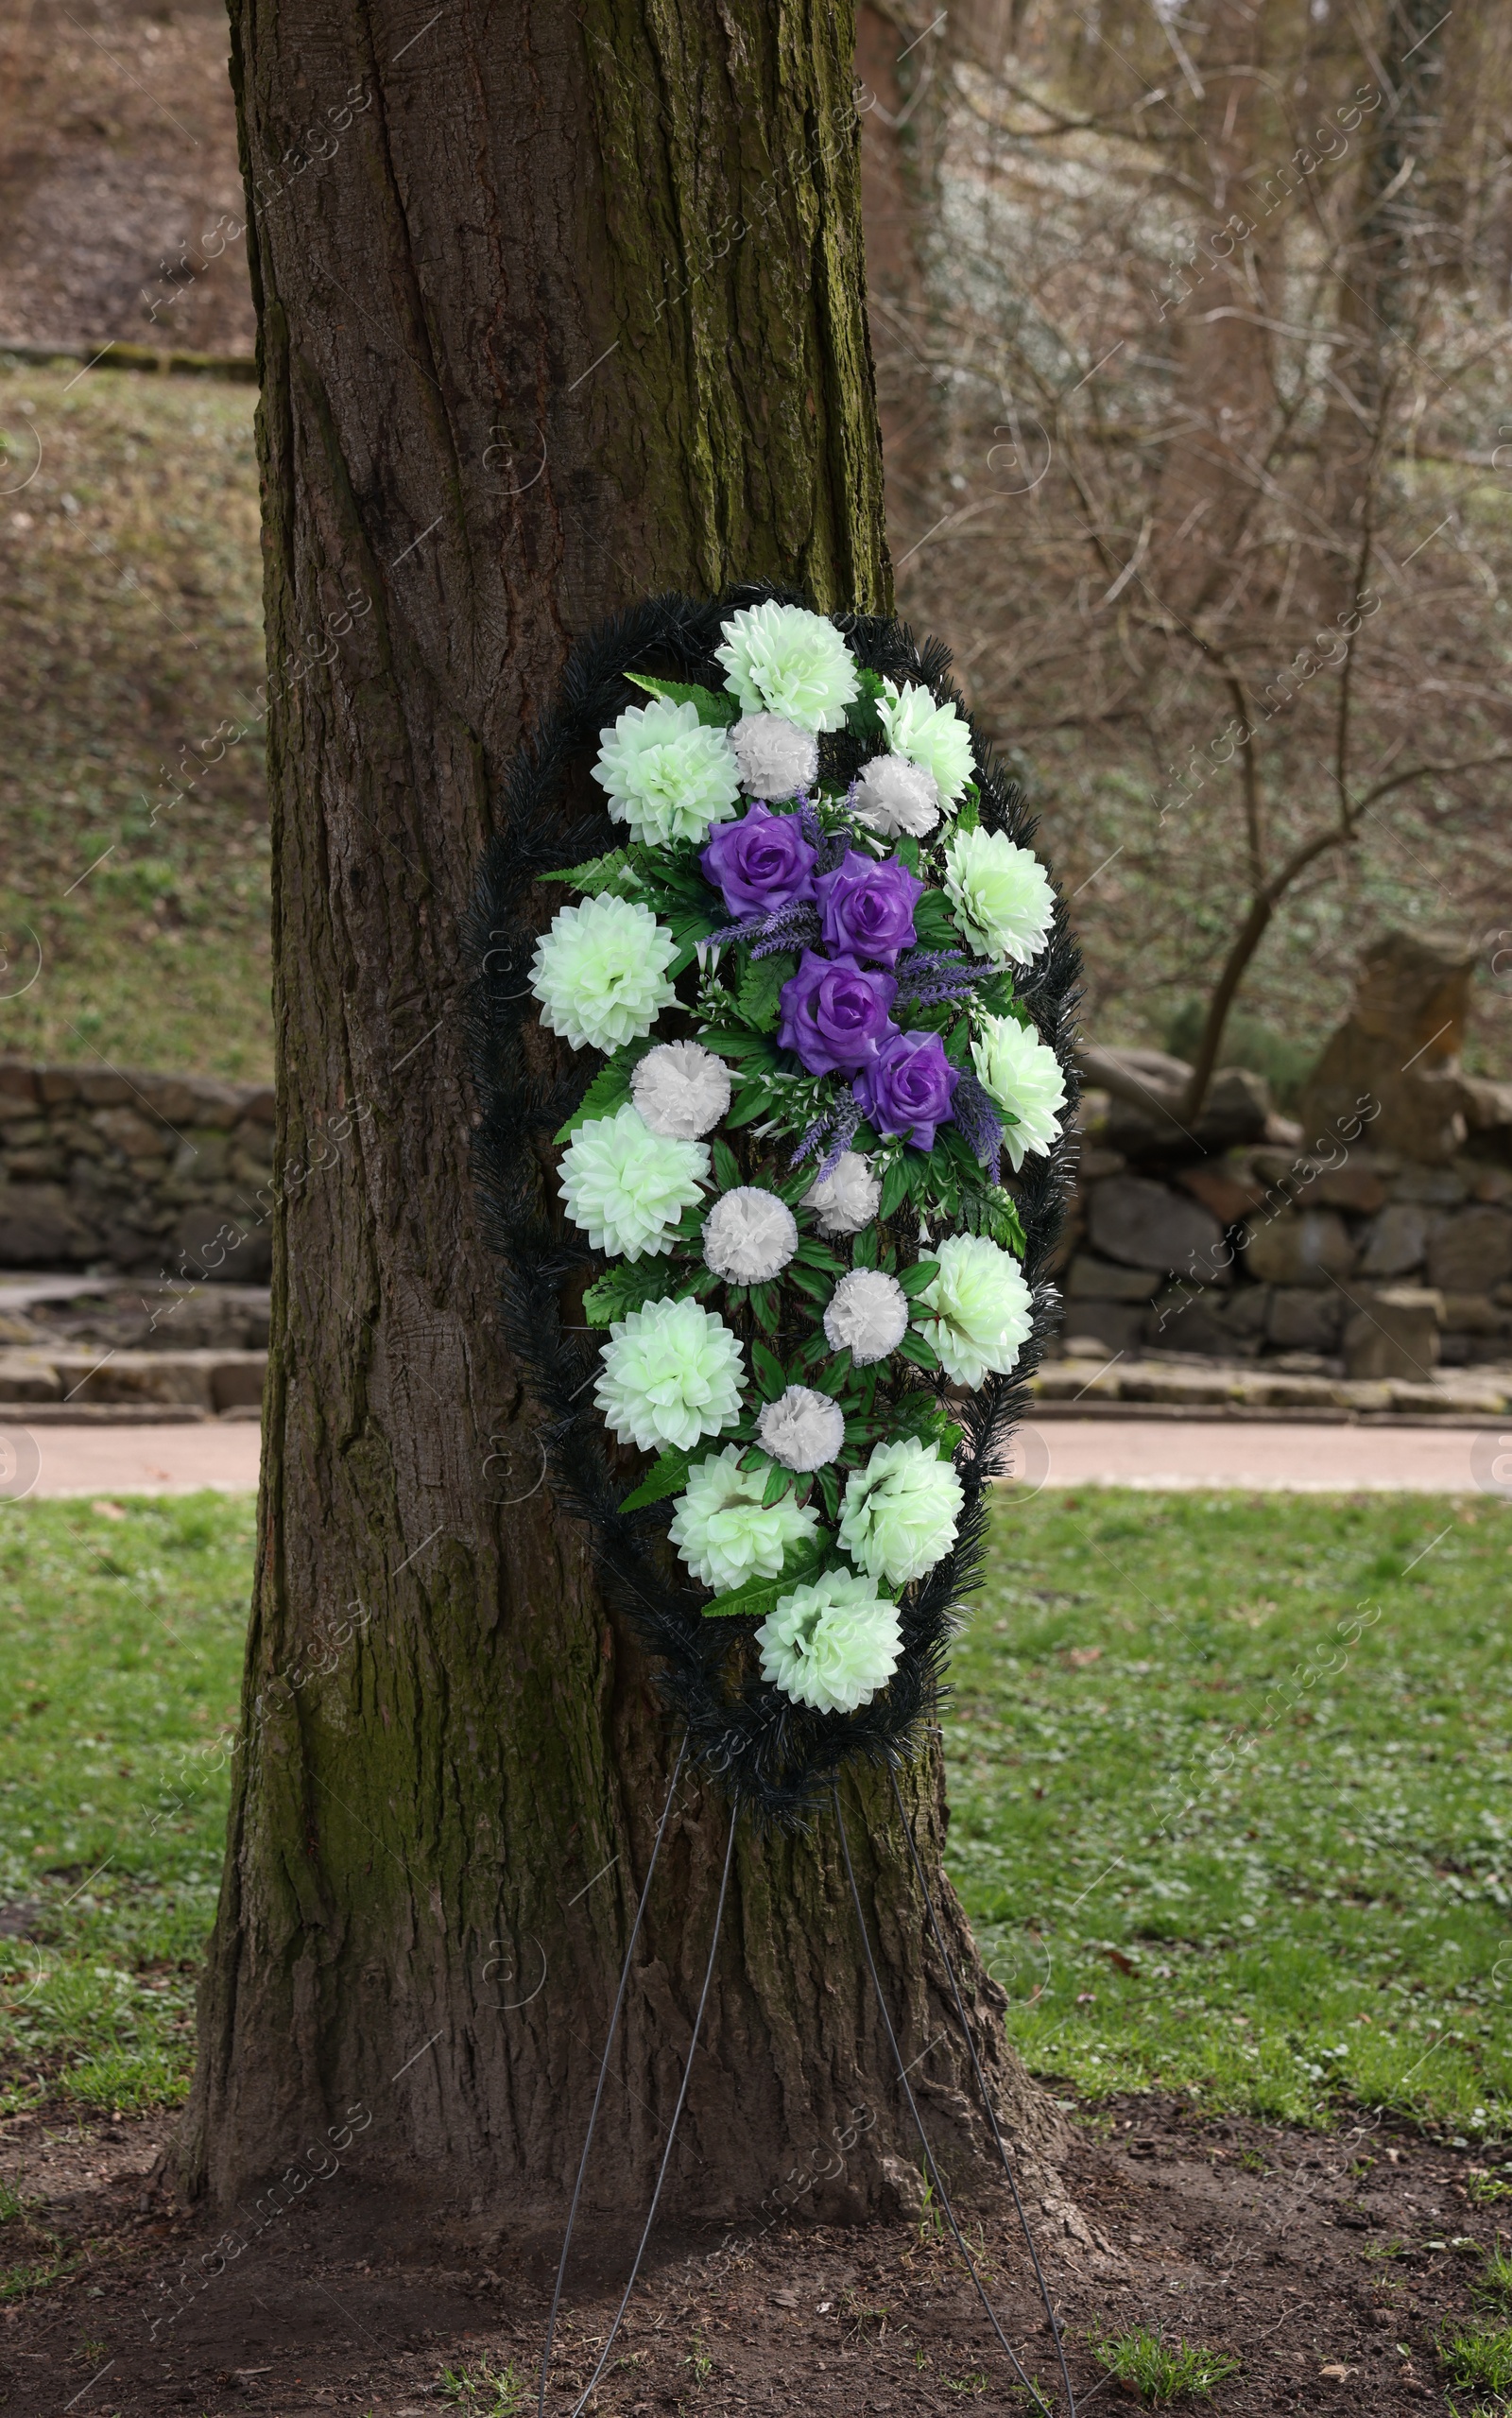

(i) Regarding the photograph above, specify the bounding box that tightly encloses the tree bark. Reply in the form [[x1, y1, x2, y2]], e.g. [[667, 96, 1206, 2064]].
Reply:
[[181, 0, 1062, 2235]]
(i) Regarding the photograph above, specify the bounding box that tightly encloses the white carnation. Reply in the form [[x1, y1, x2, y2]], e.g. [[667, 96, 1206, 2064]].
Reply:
[[702, 1185, 799, 1286], [917, 1232, 1033, 1390], [631, 1041, 731, 1141], [801, 1150, 881, 1235], [878, 679, 975, 803], [822, 1267, 908, 1367], [943, 828, 1055, 968], [593, 697, 742, 846], [971, 1014, 1067, 1171], [594, 1296, 745, 1454], [714, 601, 859, 733], [756, 1567, 902, 1714], [757, 1384, 846, 1473], [730, 713, 819, 802], [668, 1443, 820, 1595], [851, 754, 940, 838], [837, 1436, 963, 1587], [558, 1104, 708, 1259], [530, 895, 678, 1053]]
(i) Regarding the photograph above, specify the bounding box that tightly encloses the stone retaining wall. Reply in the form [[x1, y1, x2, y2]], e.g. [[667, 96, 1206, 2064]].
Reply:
[[0, 1060, 276, 1280]]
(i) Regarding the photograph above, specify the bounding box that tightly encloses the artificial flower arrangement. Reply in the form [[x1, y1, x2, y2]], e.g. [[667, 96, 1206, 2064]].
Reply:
[[472, 589, 1078, 1819]]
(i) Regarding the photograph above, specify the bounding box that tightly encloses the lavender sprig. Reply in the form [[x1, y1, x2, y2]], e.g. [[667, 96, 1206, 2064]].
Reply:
[[951, 1069, 1004, 1182], [892, 947, 998, 1008], [791, 1093, 861, 1174], [707, 898, 821, 957]]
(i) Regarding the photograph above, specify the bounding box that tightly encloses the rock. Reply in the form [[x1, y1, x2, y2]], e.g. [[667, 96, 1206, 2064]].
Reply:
[[1122, 1365, 1245, 1407], [1199, 1066, 1273, 1149], [1233, 1371, 1351, 1408], [1359, 1203, 1431, 1278], [1299, 927, 1477, 1165], [0, 1350, 62, 1402], [1035, 1358, 1125, 1400], [1438, 1293, 1508, 1336], [1298, 1165, 1389, 1215], [1460, 1074, 1512, 1160], [0, 1062, 39, 1106], [242, 1087, 277, 1126], [1268, 1287, 1343, 1351], [1222, 1284, 1271, 1338], [1075, 1147, 1126, 1181], [1057, 1304, 1146, 1358], [76, 1070, 133, 1106], [0, 1186, 96, 1265], [1080, 1046, 1271, 1156], [1342, 1286, 1442, 1381], [1087, 1176, 1226, 1278], [1465, 1165, 1512, 1204], [1241, 1208, 1354, 1287], [1177, 1163, 1266, 1225], [1147, 1290, 1237, 1356], [94, 1106, 171, 1160], [1389, 1165, 1466, 1205], [174, 1206, 273, 1285], [1066, 1256, 1163, 1302], [43, 1347, 267, 1409], [35, 1068, 80, 1103], [1427, 1206, 1512, 1295]]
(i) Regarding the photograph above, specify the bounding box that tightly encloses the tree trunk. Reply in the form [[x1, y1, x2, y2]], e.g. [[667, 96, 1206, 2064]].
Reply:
[[180, 0, 1063, 2235]]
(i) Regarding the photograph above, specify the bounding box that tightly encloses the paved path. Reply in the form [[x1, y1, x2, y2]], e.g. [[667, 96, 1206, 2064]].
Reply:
[[3, 1415, 1507, 1499]]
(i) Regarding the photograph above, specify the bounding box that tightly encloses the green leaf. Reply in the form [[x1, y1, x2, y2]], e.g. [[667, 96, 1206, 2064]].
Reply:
[[702, 1028, 782, 1067], [844, 666, 886, 749], [913, 890, 959, 949], [712, 1138, 742, 1191], [726, 1084, 769, 1130], [751, 1339, 787, 1399], [619, 1444, 701, 1511], [737, 951, 796, 1033], [898, 1330, 941, 1371], [957, 780, 980, 832], [851, 1224, 879, 1269], [626, 670, 741, 725], [785, 1265, 832, 1304], [541, 848, 638, 896], [581, 1257, 680, 1325], [879, 1157, 912, 1221], [750, 1281, 782, 1334], [553, 1037, 655, 1143], [895, 835, 920, 876], [943, 1018, 973, 1065], [762, 1462, 796, 1508], [816, 1465, 840, 1523], [701, 1532, 834, 1620], [896, 1257, 940, 1299]]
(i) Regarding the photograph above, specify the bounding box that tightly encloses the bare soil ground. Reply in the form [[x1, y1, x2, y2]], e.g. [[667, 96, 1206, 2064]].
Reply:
[[0, 2095, 1497, 2413], [0, 2, 253, 358]]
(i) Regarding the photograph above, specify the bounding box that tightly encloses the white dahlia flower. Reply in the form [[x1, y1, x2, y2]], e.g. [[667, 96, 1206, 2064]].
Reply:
[[530, 895, 678, 1053], [942, 828, 1055, 968], [822, 1267, 909, 1367], [593, 697, 742, 847], [594, 1296, 745, 1454], [702, 1185, 799, 1286], [631, 1040, 731, 1141], [757, 1384, 846, 1473], [713, 601, 859, 733], [756, 1568, 902, 1714], [851, 753, 940, 839], [837, 1436, 963, 1587], [668, 1443, 820, 1595], [730, 712, 819, 802], [558, 1104, 709, 1260], [878, 679, 975, 804], [801, 1150, 881, 1236], [971, 1014, 1067, 1171], [916, 1232, 1033, 1390]]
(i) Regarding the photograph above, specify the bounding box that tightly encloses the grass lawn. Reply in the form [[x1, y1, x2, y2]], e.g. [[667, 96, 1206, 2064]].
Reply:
[[0, 360, 271, 1079], [1, 1489, 1508, 2147]]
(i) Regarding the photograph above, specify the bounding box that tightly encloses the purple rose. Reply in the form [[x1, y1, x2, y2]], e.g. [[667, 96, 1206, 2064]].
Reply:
[[814, 853, 922, 967], [701, 803, 816, 919], [852, 1029, 960, 1151], [777, 950, 898, 1077]]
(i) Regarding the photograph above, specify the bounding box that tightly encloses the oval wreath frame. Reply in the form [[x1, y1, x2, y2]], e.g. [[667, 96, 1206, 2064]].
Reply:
[[468, 585, 1081, 1827]]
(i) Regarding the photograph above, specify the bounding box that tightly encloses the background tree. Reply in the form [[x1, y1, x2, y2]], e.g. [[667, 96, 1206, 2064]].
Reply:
[[180, 0, 1062, 2228]]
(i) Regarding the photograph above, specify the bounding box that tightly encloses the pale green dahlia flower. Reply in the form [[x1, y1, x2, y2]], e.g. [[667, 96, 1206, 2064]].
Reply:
[[878, 678, 975, 804], [942, 828, 1055, 967], [713, 601, 859, 734], [558, 1103, 709, 1260], [970, 1012, 1068, 1171], [837, 1436, 964, 1587], [668, 1443, 820, 1595], [755, 1566, 902, 1713], [916, 1232, 1033, 1390], [530, 894, 678, 1053], [594, 1295, 745, 1455], [593, 697, 742, 847]]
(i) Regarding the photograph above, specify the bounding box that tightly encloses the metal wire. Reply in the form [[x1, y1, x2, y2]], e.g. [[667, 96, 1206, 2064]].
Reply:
[[540, 1781, 737, 2418], [833, 1781, 1058, 2418], [886, 1763, 1077, 2415], [536, 1730, 689, 2418]]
